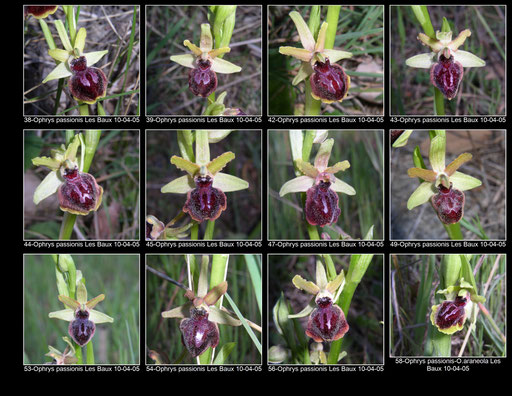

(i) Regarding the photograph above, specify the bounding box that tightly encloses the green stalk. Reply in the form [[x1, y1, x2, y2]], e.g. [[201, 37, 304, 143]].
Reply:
[[79, 104, 89, 116], [305, 7, 322, 115], [411, 6, 435, 39], [39, 19, 56, 49], [204, 220, 215, 240], [86, 342, 95, 364], [434, 88, 446, 116], [325, 6, 341, 50], [328, 254, 373, 364]]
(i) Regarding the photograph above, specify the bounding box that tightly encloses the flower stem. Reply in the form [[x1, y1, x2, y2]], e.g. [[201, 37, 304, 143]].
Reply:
[[325, 6, 341, 50], [434, 88, 446, 116], [411, 6, 435, 39]]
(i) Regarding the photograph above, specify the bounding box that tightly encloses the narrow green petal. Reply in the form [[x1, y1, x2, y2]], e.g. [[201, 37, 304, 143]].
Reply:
[[183, 39, 202, 56], [170, 155, 200, 177], [292, 275, 320, 295], [48, 48, 70, 63], [418, 32, 443, 52], [448, 29, 471, 51], [445, 153, 472, 176], [330, 177, 356, 195], [453, 50, 485, 68], [405, 52, 435, 68], [325, 160, 350, 174], [42, 62, 72, 83], [57, 295, 80, 310], [449, 171, 482, 191], [295, 159, 318, 178], [161, 175, 195, 194], [212, 172, 249, 192], [279, 175, 314, 196], [407, 181, 436, 210], [54, 20, 72, 52], [210, 57, 242, 74], [170, 54, 196, 69], [288, 300, 315, 318], [209, 47, 231, 59], [279, 46, 312, 62], [407, 167, 437, 182], [315, 22, 329, 52], [209, 306, 242, 326], [207, 152, 235, 175], [86, 294, 105, 310], [289, 11, 316, 52], [203, 281, 228, 306], [326, 272, 345, 295], [292, 62, 313, 86]]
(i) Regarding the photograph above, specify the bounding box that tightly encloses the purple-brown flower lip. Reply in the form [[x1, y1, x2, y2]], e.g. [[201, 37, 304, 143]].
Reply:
[[182, 174, 227, 222], [68, 56, 108, 104], [310, 58, 350, 103]]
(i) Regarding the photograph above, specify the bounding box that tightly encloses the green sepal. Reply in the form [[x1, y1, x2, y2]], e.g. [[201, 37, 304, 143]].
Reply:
[[161, 175, 195, 194], [33, 171, 63, 205], [212, 172, 249, 192]]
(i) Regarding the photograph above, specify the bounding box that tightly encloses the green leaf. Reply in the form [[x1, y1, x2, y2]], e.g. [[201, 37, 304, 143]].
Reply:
[[212, 342, 236, 364]]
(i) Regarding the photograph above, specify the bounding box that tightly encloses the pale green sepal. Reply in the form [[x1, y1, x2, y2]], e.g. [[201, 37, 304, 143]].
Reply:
[[211, 57, 242, 74], [170, 155, 200, 177], [42, 62, 72, 83], [288, 299, 315, 318], [289, 11, 315, 52], [314, 138, 334, 170], [208, 130, 231, 143], [195, 130, 210, 166], [212, 172, 249, 192], [33, 172, 61, 205], [292, 274, 320, 295], [196, 255, 210, 299], [315, 260, 328, 289], [207, 152, 235, 175], [48, 48, 70, 63], [200, 23, 214, 52], [407, 181, 436, 210], [76, 282, 88, 304], [170, 54, 196, 69], [49, 308, 75, 321], [161, 175, 195, 194], [453, 50, 485, 68], [330, 177, 356, 195], [429, 135, 446, 172], [75, 28, 86, 53], [322, 49, 353, 63], [83, 50, 108, 67], [289, 130, 303, 168], [89, 309, 114, 324], [209, 306, 242, 326], [279, 175, 314, 196], [292, 62, 313, 86], [279, 46, 312, 62], [449, 171, 482, 191], [405, 52, 435, 68], [392, 130, 413, 148], [54, 20, 73, 52], [162, 302, 192, 318]]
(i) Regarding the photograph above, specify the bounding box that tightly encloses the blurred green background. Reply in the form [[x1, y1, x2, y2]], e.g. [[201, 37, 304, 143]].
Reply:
[[268, 254, 384, 364], [146, 130, 261, 240], [390, 6, 505, 115], [24, 254, 140, 364], [268, 130, 383, 240], [146, 254, 262, 364], [24, 130, 140, 240]]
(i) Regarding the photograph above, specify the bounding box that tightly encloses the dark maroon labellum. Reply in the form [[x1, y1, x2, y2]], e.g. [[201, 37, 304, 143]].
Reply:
[[183, 175, 227, 222], [69, 309, 96, 346], [58, 167, 102, 215], [188, 59, 217, 97], [431, 184, 465, 224], [430, 54, 464, 100], [179, 308, 219, 358], [310, 58, 349, 103], [306, 296, 349, 342], [305, 180, 341, 227], [435, 296, 467, 329], [68, 56, 108, 104], [25, 6, 58, 18]]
